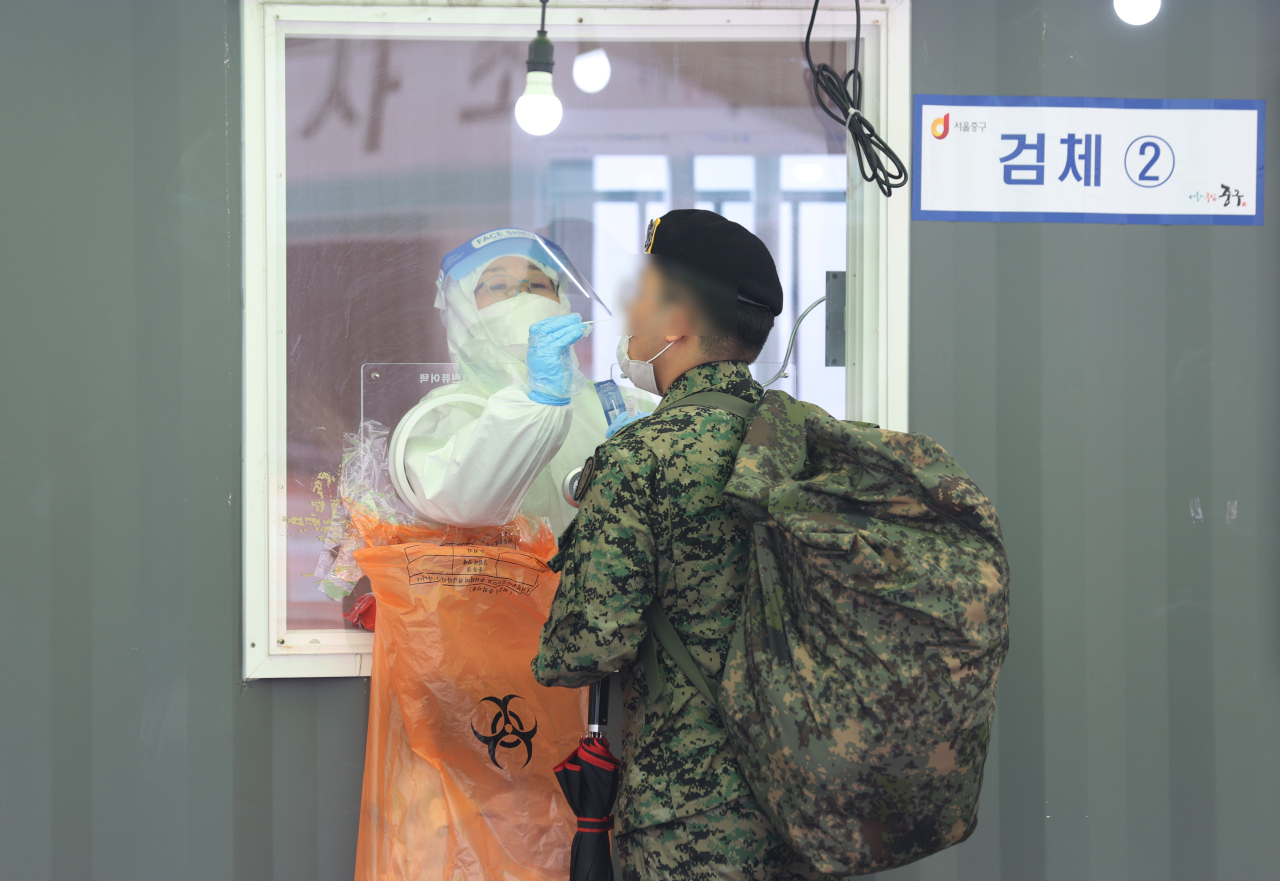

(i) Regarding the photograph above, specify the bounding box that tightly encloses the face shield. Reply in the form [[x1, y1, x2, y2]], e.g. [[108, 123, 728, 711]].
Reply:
[[384, 230, 610, 527], [435, 230, 607, 378]]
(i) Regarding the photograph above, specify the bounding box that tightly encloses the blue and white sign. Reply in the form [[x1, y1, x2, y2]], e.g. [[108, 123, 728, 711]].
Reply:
[[913, 96, 1265, 225]]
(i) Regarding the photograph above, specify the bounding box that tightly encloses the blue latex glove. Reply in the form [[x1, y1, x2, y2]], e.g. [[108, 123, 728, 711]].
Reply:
[[606, 408, 650, 439], [527, 314, 587, 405]]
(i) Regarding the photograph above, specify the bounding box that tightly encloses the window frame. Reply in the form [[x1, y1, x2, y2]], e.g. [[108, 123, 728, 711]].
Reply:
[[241, 0, 912, 678]]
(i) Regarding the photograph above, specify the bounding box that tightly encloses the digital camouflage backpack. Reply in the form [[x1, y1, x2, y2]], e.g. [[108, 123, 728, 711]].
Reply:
[[644, 389, 1010, 876]]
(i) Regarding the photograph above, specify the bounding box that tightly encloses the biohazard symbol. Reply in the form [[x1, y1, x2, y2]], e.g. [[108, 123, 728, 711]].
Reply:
[[471, 694, 538, 770]]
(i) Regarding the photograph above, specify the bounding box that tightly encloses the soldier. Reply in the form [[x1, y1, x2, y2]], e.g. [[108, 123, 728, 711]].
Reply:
[[532, 210, 825, 880]]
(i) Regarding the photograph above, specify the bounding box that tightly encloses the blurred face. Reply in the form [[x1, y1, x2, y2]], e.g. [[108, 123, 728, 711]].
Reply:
[[473, 256, 558, 309], [624, 264, 693, 361]]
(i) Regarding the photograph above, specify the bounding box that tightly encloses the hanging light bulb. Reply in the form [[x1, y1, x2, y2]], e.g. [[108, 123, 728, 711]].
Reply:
[[514, 0, 563, 136], [1113, 0, 1160, 26], [572, 47, 612, 94], [515, 72, 562, 136]]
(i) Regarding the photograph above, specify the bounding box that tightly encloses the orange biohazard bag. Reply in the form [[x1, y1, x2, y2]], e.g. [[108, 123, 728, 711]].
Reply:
[[352, 514, 585, 881]]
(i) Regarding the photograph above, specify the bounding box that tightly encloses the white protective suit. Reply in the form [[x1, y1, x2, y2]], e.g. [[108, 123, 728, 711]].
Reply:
[[390, 230, 610, 535]]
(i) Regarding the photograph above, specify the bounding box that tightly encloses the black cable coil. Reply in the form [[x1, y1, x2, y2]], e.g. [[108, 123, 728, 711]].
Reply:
[[805, 0, 909, 198]]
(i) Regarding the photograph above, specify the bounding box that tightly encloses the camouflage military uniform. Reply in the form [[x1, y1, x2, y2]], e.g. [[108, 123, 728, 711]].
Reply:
[[532, 361, 823, 880], [618, 798, 825, 881]]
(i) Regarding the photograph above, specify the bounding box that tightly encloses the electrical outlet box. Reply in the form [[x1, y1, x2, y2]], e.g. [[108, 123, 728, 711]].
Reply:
[[826, 270, 847, 367]]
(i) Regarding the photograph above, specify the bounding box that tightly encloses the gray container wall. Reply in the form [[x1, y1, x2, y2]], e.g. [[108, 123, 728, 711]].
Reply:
[[0, 1, 369, 879], [0, 2, 1277, 880], [889, 1, 1280, 880]]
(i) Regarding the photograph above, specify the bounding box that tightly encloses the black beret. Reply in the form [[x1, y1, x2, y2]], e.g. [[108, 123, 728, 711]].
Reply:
[[643, 209, 784, 317]]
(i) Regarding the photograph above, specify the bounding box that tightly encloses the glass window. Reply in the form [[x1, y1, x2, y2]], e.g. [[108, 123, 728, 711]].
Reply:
[[694, 154, 756, 192], [593, 154, 671, 192], [780, 153, 847, 191], [283, 37, 851, 631]]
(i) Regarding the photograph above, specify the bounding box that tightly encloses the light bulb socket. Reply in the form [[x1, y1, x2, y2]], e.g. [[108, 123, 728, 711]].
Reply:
[[521, 70, 556, 96], [526, 33, 554, 73]]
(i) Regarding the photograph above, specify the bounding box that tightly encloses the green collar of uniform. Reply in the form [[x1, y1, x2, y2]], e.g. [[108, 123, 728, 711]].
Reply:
[[658, 360, 760, 409]]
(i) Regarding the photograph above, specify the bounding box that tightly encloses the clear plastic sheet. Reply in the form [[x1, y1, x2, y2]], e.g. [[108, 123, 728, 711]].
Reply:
[[314, 419, 560, 600], [314, 420, 410, 600]]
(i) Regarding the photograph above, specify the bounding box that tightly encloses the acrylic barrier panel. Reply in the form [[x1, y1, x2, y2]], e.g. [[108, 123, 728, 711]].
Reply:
[[284, 37, 851, 630], [360, 363, 463, 429]]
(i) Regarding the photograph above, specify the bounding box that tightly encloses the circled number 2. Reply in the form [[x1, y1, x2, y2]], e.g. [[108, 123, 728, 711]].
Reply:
[[1138, 142, 1161, 181], [1124, 136, 1175, 188]]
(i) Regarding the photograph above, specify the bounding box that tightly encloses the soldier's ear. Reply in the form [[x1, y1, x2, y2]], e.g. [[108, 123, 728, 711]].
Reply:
[[663, 299, 701, 339]]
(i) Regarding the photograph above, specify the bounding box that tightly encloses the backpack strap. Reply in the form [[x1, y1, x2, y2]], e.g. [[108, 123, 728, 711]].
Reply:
[[640, 389, 754, 708], [643, 603, 720, 706], [653, 389, 756, 421]]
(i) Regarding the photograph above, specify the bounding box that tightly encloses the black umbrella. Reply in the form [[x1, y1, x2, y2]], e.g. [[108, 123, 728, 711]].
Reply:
[[554, 677, 619, 881]]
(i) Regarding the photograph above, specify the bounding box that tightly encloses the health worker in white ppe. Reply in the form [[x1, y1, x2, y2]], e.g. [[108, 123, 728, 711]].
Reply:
[[388, 229, 610, 534]]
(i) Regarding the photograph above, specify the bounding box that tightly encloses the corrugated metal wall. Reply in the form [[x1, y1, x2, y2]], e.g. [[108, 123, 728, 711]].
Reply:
[[1, 2, 1277, 880]]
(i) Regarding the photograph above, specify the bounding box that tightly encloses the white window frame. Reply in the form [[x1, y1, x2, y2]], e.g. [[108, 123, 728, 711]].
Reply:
[[241, 0, 912, 679]]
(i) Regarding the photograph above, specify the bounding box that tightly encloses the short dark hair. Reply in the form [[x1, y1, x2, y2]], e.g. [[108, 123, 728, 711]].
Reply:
[[656, 261, 775, 363]]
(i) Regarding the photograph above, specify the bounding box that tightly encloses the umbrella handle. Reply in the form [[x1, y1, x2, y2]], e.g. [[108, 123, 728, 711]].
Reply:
[[587, 676, 610, 735]]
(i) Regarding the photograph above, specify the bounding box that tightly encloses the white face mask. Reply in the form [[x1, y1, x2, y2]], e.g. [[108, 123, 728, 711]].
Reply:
[[616, 335, 675, 397], [470, 293, 562, 351]]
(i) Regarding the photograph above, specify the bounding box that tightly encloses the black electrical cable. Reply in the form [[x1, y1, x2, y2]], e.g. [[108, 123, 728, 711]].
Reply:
[[526, 0, 555, 73], [805, 0, 908, 197]]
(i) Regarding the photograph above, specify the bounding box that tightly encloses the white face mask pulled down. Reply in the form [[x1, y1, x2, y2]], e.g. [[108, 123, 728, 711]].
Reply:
[[616, 335, 675, 397]]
